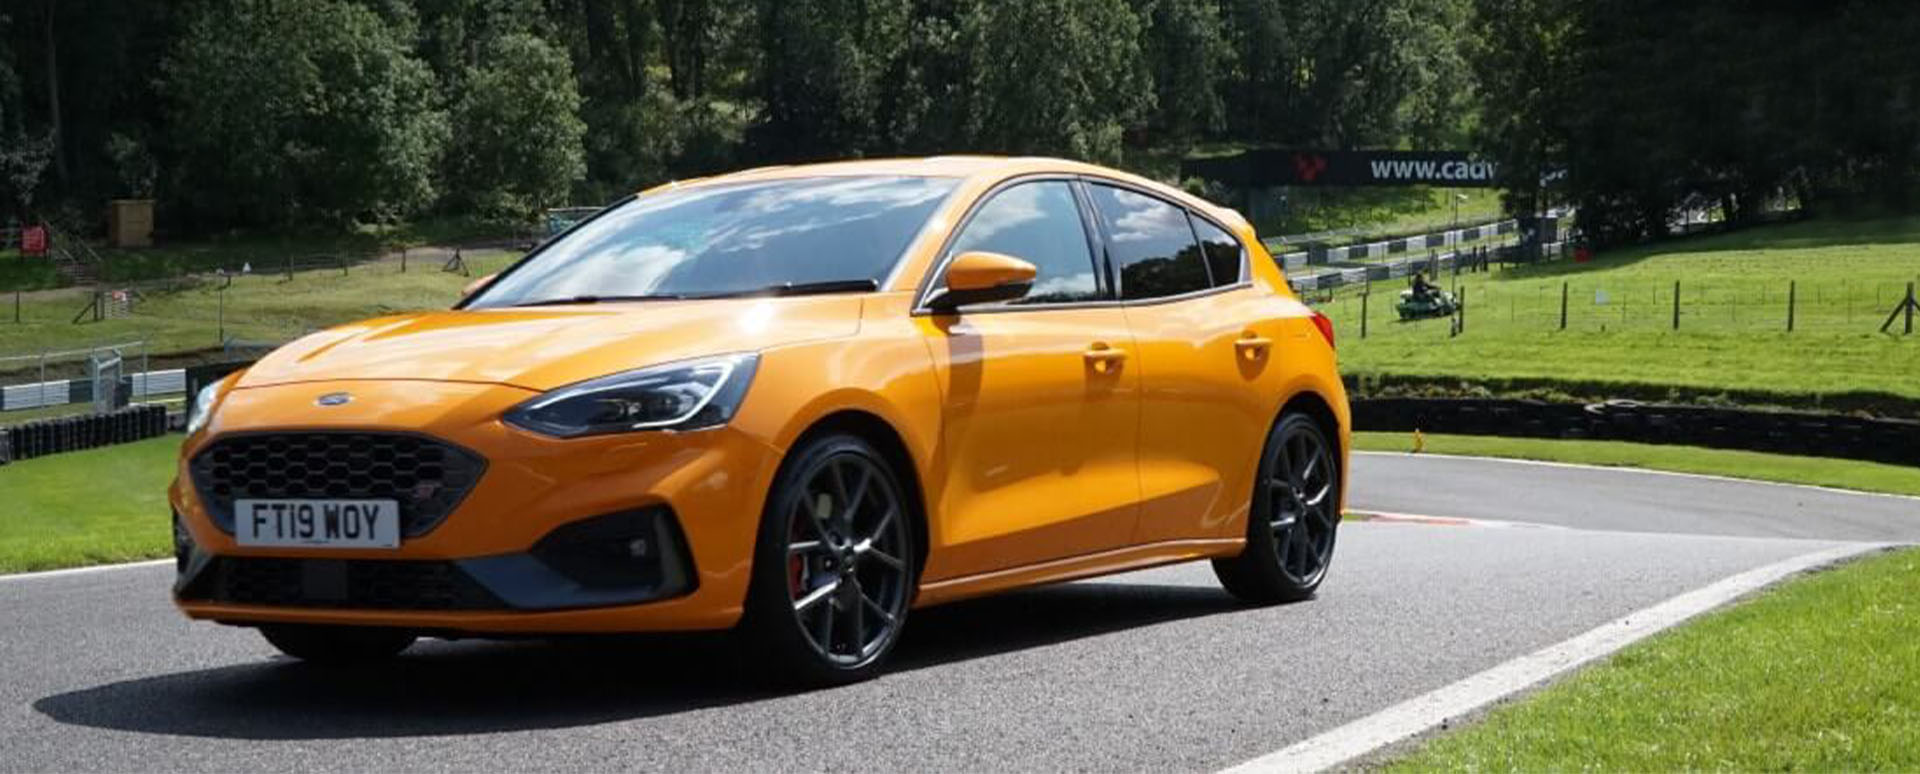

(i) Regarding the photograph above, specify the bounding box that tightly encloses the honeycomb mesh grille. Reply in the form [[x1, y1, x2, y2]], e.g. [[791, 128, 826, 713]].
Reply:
[[189, 432, 485, 537], [186, 557, 505, 610]]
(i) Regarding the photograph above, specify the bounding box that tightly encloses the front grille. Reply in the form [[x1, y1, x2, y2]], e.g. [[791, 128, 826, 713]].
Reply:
[[189, 432, 486, 537], [182, 557, 505, 610]]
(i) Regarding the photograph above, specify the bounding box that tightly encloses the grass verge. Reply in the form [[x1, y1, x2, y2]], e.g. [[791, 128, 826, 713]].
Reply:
[[1325, 215, 1920, 410], [1388, 546, 1920, 771], [0, 249, 522, 357], [1352, 431, 1920, 498], [0, 436, 178, 573]]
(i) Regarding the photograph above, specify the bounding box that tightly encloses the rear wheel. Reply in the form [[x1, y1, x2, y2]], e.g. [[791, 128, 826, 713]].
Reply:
[[259, 624, 416, 665], [1213, 412, 1340, 603], [741, 434, 916, 686]]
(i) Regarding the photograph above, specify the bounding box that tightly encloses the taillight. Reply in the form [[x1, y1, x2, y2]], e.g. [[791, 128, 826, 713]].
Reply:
[[1310, 311, 1336, 349]]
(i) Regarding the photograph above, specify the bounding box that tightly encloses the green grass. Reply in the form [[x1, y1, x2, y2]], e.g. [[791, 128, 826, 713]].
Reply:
[[1389, 546, 1920, 771], [1353, 431, 1920, 497], [1268, 187, 1504, 244], [0, 215, 526, 293], [0, 249, 521, 357], [0, 436, 180, 573], [92, 215, 524, 285], [0, 252, 62, 292], [1324, 215, 1920, 411]]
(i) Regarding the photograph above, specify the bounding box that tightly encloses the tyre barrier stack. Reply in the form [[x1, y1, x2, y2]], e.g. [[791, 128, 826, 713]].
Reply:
[[1352, 397, 1920, 467], [0, 403, 172, 466]]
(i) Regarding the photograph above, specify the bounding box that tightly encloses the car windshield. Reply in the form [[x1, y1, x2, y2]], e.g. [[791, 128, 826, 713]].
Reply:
[[467, 175, 959, 307]]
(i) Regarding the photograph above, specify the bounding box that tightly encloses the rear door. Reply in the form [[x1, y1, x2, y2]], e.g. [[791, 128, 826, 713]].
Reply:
[[914, 179, 1144, 581], [1083, 181, 1284, 544]]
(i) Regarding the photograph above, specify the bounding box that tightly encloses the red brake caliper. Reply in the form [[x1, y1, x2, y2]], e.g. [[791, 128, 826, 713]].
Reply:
[[788, 521, 807, 598]]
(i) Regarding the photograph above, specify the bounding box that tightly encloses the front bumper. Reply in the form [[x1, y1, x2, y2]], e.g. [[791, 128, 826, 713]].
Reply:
[[170, 379, 784, 634]]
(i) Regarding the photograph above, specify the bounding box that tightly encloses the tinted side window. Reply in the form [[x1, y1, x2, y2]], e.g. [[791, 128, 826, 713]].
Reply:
[[1087, 184, 1210, 300], [946, 181, 1100, 305], [1191, 216, 1245, 286]]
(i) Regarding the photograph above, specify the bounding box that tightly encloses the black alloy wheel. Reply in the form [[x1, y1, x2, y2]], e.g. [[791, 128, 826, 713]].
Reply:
[[1214, 412, 1340, 603], [744, 434, 915, 685]]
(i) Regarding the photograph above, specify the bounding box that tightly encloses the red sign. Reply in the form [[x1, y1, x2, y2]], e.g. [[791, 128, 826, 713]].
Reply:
[[21, 225, 48, 256]]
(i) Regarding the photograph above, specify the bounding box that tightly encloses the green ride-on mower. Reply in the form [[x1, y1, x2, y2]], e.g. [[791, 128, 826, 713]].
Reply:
[[1396, 276, 1458, 320]]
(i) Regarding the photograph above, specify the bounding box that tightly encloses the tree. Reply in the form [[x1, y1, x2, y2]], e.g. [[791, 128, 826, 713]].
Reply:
[[1467, 0, 1575, 217], [446, 33, 587, 220], [1134, 0, 1231, 147], [960, 0, 1151, 163], [163, 0, 448, 227], [412, 0, 549, 79], [751, 0, 910, 160]]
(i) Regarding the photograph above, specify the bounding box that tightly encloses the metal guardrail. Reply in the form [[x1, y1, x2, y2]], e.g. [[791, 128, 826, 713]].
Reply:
[[0, 367, 186, 412], [1267, 215, 1513, 247], [1272, 219, 1521, 268], [1284, 238, 1550, 293]]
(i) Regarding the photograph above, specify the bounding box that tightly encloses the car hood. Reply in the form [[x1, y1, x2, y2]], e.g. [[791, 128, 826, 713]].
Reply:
[[236, 295, 865, 392]]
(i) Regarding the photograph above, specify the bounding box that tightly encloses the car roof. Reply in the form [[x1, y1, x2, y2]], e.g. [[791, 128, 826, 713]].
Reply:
[[646, 156, 1250, 231]]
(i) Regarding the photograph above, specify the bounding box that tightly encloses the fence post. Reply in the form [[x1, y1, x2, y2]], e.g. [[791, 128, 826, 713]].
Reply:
[[217, 283, 226, 344], [1787, 280, 1796, 332], [1361, 291, 1369, 339], [400, 247, 408, 273], [285, 254, 293, 281], [1459, 286, 1467, 333], [1673, 280, 1680, 330], [1559, 281, 1568, 330]]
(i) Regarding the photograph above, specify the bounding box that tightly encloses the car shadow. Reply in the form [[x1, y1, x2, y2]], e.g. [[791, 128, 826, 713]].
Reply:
[[33, 581, 1248, 740]]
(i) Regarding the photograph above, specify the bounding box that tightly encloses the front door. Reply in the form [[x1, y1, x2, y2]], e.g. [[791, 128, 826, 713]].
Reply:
[[915, 179, 1144, 581]]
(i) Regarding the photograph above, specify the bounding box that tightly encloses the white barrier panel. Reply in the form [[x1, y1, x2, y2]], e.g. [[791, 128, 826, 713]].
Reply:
[[1, 368, 187, 412]]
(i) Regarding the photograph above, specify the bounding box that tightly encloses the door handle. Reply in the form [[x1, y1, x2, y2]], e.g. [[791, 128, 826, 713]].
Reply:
[[1235, 332, 1273, 359], [1084, 343, 1128, 372]]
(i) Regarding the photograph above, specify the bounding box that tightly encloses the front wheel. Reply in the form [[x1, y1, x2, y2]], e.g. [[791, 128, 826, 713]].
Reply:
[[740, 434, 917, 686], [259, 624, 416, 665], [1213, 412, 1341, 603]]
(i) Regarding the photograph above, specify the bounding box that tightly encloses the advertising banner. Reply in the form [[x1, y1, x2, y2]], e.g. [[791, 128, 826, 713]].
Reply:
[[1182, 149, 1500, 188]]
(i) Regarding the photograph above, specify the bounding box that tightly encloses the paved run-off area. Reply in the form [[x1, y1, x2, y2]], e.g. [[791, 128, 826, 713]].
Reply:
[[1, 456, 1913, 771]]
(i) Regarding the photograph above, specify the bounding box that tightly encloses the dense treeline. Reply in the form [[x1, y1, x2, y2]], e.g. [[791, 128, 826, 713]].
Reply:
[[0, 0, 1472, 234], [1477, 0, 1920, 246], [1, 0, 1916, 246]]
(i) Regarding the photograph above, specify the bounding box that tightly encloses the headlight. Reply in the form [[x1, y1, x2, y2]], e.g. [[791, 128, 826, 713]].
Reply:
[[503, 353, 760, 438], [186, 379, 224, 436]]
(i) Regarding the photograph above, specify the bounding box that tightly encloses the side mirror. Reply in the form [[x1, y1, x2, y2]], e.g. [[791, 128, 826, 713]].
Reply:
[[461, 273, 498, 300], [927, 252, 1036, 311]]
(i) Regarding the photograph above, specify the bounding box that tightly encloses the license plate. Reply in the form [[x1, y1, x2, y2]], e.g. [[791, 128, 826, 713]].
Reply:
[[234, 499, 400, 549]]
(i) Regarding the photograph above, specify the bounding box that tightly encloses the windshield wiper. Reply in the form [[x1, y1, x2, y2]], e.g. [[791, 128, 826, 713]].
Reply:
[[505, 279, 879, 307], [506, 294, 686, 308], [689, 279, 880, 299]]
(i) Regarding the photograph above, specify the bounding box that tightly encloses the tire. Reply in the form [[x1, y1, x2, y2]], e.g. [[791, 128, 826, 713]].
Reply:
[[740, 433, 917, 687], [259, 624, 416, 665], [1213, 411, 1341, 604]]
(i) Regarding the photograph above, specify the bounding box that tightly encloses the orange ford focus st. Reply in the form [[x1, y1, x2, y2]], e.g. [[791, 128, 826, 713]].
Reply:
[[171, 157, 1349, 684]]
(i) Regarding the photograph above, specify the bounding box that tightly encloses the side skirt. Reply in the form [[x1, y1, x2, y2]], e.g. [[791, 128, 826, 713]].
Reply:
[[912, 538, 1245, 609]]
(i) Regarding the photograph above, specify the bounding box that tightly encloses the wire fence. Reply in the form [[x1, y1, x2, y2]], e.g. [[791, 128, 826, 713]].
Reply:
[[1320, 276, 1920, 339], [4, 246, 522, 352]]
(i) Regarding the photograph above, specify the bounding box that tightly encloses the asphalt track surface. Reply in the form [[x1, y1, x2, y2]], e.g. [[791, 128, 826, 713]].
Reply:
[[2, 454, 1913, 772]]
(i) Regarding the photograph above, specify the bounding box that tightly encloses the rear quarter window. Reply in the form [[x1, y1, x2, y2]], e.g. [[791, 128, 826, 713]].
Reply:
[[1086, 184, 1211, 301], [1190, 215, 1246, 286]]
